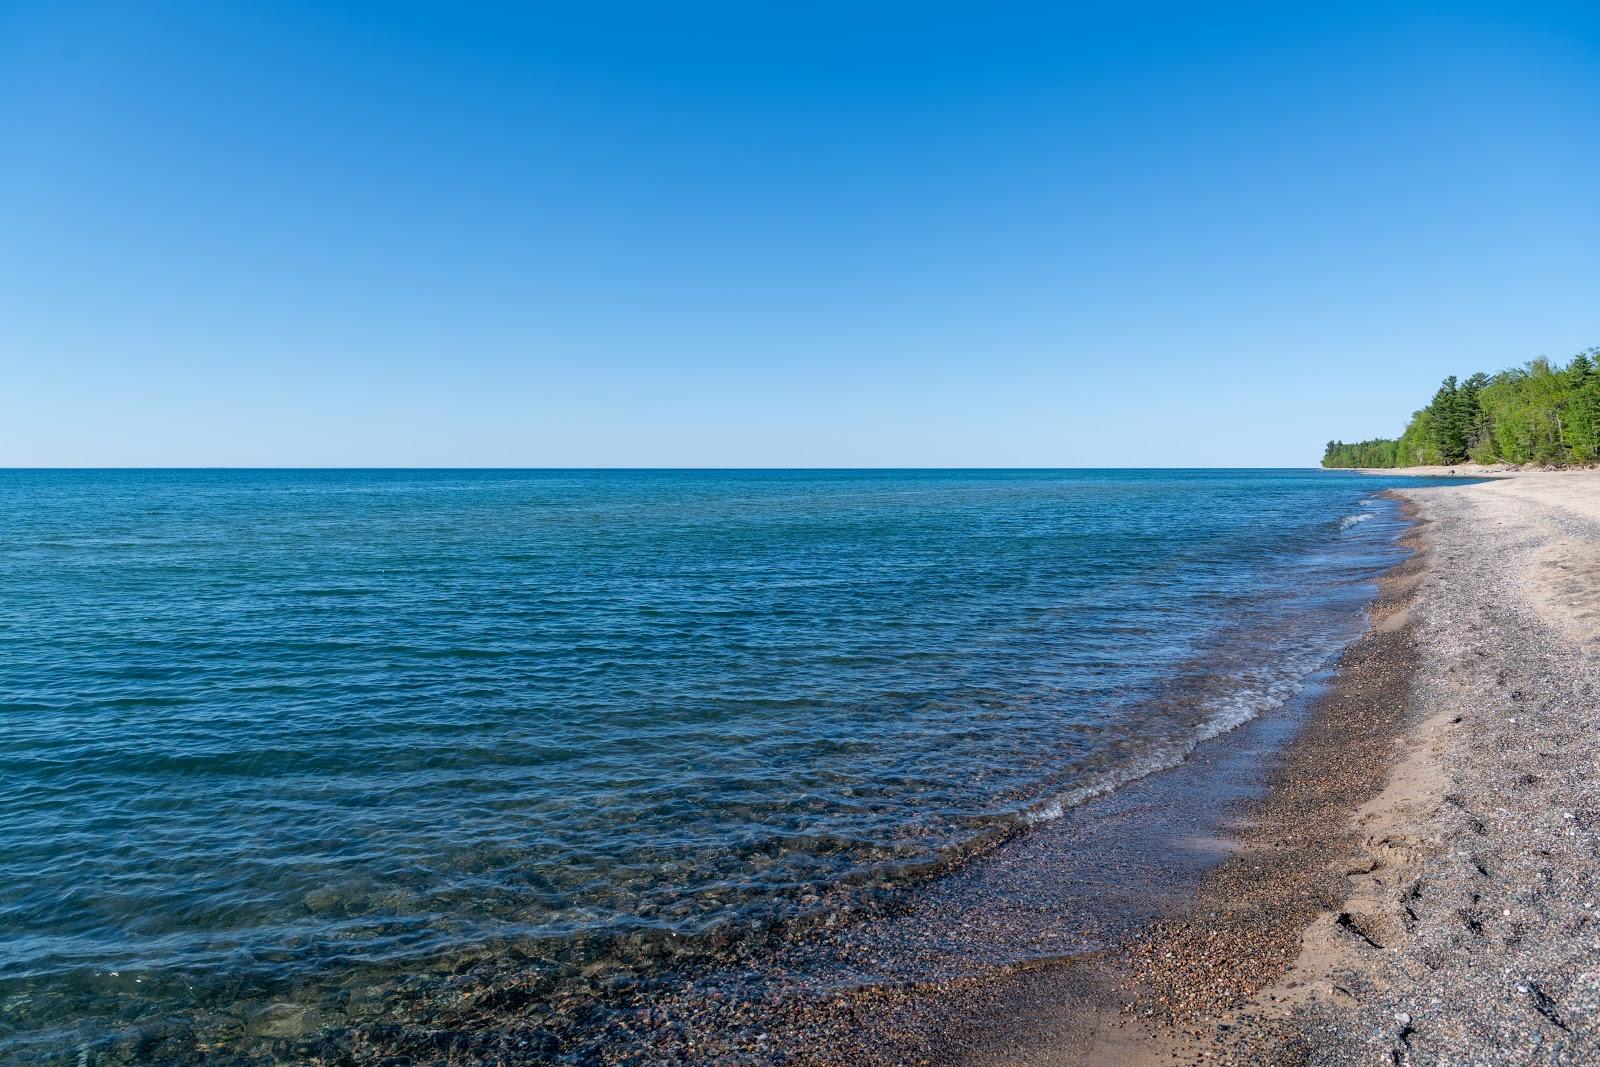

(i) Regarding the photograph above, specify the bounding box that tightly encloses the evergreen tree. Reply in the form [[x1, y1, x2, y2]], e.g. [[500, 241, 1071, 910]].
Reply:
[[1428, 376, 1469, 464]]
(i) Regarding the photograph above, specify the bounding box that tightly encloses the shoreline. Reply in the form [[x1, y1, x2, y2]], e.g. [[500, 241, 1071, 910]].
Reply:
[[511, 485, 1455, 1066], [1120, 494, 1432, 1063], [1350, 462, 1599, 478], [1355, 462, 1518, 477], [704, 490, 1435, 1066], [934, 495, 1432, 1066], [972, 470, 1600, 1064]]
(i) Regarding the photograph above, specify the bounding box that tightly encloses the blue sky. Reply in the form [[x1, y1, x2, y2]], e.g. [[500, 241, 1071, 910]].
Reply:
[[2, 2, 1596, 466]]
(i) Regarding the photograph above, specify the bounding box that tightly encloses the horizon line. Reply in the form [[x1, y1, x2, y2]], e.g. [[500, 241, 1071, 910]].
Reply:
[[2, 464, 1336, 472]]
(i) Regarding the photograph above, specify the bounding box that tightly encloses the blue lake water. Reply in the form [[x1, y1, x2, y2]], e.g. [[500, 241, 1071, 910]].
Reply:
[[0, 469, 1455, 1058]]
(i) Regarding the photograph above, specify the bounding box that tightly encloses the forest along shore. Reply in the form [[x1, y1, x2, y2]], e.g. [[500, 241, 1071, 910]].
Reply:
[[1322, 347, 1600, 470], [1109, 470, 1600, 1064]]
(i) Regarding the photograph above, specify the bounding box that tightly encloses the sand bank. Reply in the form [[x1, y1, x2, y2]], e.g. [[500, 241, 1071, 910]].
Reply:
[[1353, 462, 1598, 477], [1355, 463, 1520, 477]]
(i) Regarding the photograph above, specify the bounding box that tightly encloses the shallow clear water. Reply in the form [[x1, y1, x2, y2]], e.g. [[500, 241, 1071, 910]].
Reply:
[[0, 468, 1452, 1055]]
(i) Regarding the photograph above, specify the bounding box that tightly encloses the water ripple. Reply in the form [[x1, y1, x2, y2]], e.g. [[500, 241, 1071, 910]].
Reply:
[[0, 468, 1431, 1055]]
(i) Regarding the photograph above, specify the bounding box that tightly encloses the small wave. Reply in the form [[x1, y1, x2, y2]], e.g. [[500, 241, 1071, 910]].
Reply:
[[1019, 671, 1317, 826], [1339, 512, 1376, 530], [1021, 621, 1353, 827], [1020, 740, 1193, 824]]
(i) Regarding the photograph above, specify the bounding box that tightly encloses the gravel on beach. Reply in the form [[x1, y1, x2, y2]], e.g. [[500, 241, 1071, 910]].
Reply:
[[1128, 473, 1600, 1065], [1283, 475, 1600, 1066]]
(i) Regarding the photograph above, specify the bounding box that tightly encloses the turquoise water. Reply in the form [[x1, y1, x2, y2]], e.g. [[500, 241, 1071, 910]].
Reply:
[[0, 469, 1450, 1058]]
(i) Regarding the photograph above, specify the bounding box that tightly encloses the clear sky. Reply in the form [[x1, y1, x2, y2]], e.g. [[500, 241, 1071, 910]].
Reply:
[[2, 2, 1596, 467]]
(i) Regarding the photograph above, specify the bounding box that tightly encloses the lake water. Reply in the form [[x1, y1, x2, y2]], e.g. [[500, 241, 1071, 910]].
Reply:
[[0, 469, 1453, 1060]]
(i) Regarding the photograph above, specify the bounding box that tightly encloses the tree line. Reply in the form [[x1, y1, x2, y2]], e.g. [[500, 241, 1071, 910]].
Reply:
[[1323, 348, 1600, 468]]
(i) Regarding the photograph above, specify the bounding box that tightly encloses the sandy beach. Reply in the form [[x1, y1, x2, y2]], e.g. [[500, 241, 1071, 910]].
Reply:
[[1286, 470, 1600, 1064], [1072, 469, 1600, 1064]]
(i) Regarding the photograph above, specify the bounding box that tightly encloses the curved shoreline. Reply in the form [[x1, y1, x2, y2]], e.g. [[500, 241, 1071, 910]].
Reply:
[[275, 493, 1420, 1067], [961, 471, 1600, 1064], [1, 481, 1455, 1066], [278, 472, 1600, 1065], [916, 495, 1429, 1066]]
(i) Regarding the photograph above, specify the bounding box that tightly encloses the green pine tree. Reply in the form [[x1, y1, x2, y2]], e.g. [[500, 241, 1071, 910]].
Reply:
[[1428, 376, 1469, 464]]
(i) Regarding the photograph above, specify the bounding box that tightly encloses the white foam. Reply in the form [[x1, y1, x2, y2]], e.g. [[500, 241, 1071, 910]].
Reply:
[[1020, 645, 1335, 826], [1020, 741, 1191, 824], [1017, 497, 1398, 831]]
